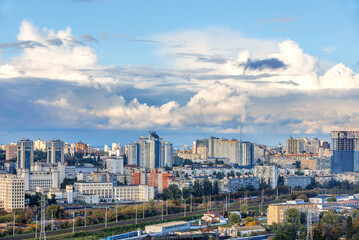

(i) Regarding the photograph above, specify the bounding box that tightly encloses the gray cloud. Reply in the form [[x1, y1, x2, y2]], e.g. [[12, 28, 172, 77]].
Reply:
[[240, 58, 287, 71], [47, 38, 63, 46], [80, 34, 99, 43], [0, 40, 45, 49]]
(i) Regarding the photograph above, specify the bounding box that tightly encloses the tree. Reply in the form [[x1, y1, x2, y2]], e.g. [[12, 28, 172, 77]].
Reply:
[[163, 184, 182, 200], [296, 194, 308, 202], [327, 196, 337, 202], [346, 216, 354, 239], [240, 203, 249, 215], [228, 213, 241, 226], [203, 179, 212, 196], [285, 208, 300, 225], [46, 205, 65, 219], [321, 210, 338, 225], [212, 181, 219, 195], [352, 208, 359, 219]]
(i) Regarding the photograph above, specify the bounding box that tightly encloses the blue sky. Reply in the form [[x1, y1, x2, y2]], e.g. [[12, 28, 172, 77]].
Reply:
[[0, 0, 358, 147]]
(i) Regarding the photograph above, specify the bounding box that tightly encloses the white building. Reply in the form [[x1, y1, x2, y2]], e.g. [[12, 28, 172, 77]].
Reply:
[[0, 174, 25, 211], [34, 138, 46, 151], [74, 182, 113, 201], [76, 194, 100, 204], [145, 221, 190, 234], [253, 165, 278, 189], [113, 185, 155, 201], [17, 164, 60, 191], [106, 157, 124, 174]]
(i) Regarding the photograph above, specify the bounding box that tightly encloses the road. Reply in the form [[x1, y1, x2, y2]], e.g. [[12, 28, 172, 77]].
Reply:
[[4, 201, 273, 240]]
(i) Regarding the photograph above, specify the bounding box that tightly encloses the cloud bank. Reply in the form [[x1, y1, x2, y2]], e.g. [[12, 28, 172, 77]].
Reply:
[[1, 20, 359, 136]]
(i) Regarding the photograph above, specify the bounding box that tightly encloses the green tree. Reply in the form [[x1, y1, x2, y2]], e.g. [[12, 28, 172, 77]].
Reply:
[[285, 208, 300, 225], [240, 203, 249, 215], [163, 184, 182, 200], [212, 181, 219, 195], [203, 179, 212, 196], [346, 216, 354, 239], [327, 196, 337, 202], [352, 208, 359, 219], [46, 205, 65, 219], [228, 213, 241, 226], [321, 209, 338, 225]]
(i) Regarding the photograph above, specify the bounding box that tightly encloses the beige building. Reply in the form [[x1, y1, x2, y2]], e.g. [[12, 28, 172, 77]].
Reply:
[[74, 182, 113, 201], [4, 144, 17, 160], [0, 174, 25, 211], [267, 200, 318, 225]]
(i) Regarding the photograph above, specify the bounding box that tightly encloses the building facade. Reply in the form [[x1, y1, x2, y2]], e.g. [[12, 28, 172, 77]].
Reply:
[[331, 131, 359, 173], [46, 139, 64, 164], [0, 174, 25, 211], [17, 138, 34, 170]]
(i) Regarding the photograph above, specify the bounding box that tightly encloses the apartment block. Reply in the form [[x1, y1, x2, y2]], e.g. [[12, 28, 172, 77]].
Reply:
[[0, 174, 25, 211], [267, 200, 318, 225]]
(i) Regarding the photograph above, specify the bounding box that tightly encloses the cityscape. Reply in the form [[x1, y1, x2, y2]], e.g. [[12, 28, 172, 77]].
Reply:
[[1, 0, 359, 240]]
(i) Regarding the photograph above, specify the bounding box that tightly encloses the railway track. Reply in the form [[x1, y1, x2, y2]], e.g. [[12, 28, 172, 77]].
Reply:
[[4, 201, 273, 240]]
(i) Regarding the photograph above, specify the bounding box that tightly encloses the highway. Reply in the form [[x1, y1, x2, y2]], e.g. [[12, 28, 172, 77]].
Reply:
[[3, 201, 272, 240]]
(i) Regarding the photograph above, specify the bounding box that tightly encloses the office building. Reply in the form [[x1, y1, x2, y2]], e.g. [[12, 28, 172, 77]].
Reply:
[[46, 139, 64, 164], [331, 131, 359, 173], [76, 142, 88, 155], [0, 174, 25, 211], [17, 138, 34, 170]]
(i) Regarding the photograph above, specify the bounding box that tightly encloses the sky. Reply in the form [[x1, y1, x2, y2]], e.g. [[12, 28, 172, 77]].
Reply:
[[0, 0, 359, 147]]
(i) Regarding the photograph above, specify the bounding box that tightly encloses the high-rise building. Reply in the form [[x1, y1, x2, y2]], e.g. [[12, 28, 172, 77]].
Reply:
[[17, 138, 34, 170], [4, 143, 17, 160], [106, 157, 124, 174], [0, 174, 25, 211], [239, 141, 254, 166], [128, 132, 173, 169], [331, 131, 359, 173], [34, 138, 46, 151], [76, 142, 88, 155], [46, 139, 64, 164]]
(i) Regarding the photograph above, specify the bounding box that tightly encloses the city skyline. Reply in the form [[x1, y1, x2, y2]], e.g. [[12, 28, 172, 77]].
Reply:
[[0, 0, 358, 146]]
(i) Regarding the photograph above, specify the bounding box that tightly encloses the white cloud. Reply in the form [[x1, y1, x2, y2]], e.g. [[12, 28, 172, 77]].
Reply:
[[1, 21, 359, 136]]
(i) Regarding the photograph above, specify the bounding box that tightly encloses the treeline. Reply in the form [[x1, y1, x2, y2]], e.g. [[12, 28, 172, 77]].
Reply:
[[162, 179, 219, 200]]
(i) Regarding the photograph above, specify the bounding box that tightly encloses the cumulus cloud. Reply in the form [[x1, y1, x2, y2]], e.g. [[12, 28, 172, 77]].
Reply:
[[1, 21, 359, 136]]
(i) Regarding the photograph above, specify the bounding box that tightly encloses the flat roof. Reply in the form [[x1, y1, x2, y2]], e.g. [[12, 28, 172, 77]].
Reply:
[[147, 221, 188, 228]]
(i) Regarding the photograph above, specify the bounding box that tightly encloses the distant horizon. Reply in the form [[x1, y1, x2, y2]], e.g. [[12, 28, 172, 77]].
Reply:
[[0, 129, 332, 149]]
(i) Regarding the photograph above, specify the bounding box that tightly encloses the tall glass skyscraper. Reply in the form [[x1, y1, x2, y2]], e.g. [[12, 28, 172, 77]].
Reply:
[[331, 131, 359, 173], [46, 139, 64, 164], [17, 138, 34, 169]]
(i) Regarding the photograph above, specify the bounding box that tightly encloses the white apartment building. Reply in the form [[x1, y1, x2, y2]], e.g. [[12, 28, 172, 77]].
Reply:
[[74, 182, 113, 201], [106, 157, 124, 174], [253, 165, 278, 189], [114, 185, 155, 201], [0, 174, 25, 211]]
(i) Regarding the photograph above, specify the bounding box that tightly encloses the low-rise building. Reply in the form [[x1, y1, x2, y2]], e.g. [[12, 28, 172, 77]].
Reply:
[[284, 175, 311, 188], [74, 182, 113, 202], [267, 200, 318, 225], [309, 195, 331, 204], [219, 176, 259, 193], [113, 185, 155, 201], [145, 221, 190, 234], [76, 194, 100, 204]]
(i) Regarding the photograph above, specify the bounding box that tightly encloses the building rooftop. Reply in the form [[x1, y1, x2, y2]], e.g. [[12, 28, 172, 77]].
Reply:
[[147, 221, 188, 228]]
